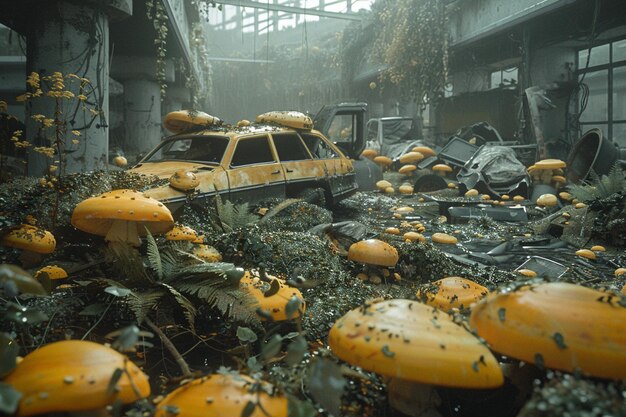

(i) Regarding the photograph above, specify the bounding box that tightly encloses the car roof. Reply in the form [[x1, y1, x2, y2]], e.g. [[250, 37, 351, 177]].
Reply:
[[170, 124, 323, 139]]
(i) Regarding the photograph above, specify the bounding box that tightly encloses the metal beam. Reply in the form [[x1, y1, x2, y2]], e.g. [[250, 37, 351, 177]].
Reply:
[[216, 0, 362, 21], [205, 56, 275, 63]]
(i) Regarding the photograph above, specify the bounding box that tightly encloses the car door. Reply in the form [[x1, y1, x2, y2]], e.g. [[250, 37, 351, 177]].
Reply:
[[270, 132, 325, 191], [300, 132, 356, 201], [226, 134, 286, 203]]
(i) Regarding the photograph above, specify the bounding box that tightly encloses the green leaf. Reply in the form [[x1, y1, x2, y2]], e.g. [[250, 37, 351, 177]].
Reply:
[[107, 368, 124, 395], [145, 229, 163, 280], [260, 335, 283, 362], [4, 306, 48, 325], [288, 396, 317, 417], [285, 296, 302, 319], [105, 286, 132, 297], [246, 357, 263, 373], [241, 401, 257, 417], [0, 333, 18, 378], [236, 326, 258, 343], [0, 264, 47, 296], [306, 358, 346, 417], [285, 335, 307, 366], [0, 382, 21, 414]]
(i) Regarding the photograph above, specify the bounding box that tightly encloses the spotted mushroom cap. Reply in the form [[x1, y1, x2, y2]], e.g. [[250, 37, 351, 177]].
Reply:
[[154, 373, 287, 417], [348, 239, 399, 267], [193, 244, 222, 263], [165, 225, 199, 242], [169, 170, 200, 192], [239, 272, 305, 321], [35, 265, 68, 280], [5, 340, 150, 417], [418, 277, 489, 312], [71, 189, 174, 237], [470, 282, 626, 380], [329, 299, 503, 388], [1, 224, 56, 254]]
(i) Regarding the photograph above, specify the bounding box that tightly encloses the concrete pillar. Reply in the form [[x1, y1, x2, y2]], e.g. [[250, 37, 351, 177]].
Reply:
[[123, 79, 162, 157], [26, 1, 110, 176]]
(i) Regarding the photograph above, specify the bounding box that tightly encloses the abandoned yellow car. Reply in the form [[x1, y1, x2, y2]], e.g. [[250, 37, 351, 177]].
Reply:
[[129, 110, 358, 212]]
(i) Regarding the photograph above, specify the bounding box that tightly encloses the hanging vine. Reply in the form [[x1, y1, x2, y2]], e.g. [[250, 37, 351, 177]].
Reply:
[[146, 0, 169, 101], [341, 0, 449, 105]]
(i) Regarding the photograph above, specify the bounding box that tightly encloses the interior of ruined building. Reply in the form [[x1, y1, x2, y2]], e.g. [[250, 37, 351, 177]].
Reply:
[[1, 1, 626, 416]]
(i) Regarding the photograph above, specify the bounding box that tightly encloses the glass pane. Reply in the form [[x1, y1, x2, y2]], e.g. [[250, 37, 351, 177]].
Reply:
[[579, 123, 608, 140], [578, 43, 610, 69], [580, 69, 608, 122], [613, 66, 626, 120], [490, 71, 501, 88], [614, 39, 626, 62], [503, 67, 518, 84], [613, 123, 626, 147]]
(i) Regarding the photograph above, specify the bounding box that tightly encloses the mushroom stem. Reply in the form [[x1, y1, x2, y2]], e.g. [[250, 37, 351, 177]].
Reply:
[[144, 317, 192, 378], [105, 220, 141, 247]]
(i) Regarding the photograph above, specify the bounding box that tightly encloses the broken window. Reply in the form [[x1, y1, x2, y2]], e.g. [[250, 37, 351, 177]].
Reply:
[[577, 38, 626, 146], [301, 133, 339, 159], [272, 133, 312, 161], [230, 135, 275, 166], [489, 67, 518, 89]]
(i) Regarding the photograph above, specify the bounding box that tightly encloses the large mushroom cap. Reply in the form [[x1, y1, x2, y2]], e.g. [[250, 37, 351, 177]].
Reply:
[[5, 340, 150, 416], [412, 146, 436, 157], [348, 239, 399, 267], [329, 299, 503, 388], [418, 277, 489, 311], [536, 193, 558, 207], [239, 272, 305, 321], [1, 224, 56, 254], [71, 189, 174, 246], [470, 282, 626, 380], [155, 373, 287, 417]]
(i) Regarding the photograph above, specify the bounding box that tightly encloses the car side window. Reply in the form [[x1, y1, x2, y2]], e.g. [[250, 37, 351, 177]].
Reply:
[[272, 133, 312, 161], [230, 135, 275, 167], [301, 133, 338, 159], [367, 120, 378, 140]]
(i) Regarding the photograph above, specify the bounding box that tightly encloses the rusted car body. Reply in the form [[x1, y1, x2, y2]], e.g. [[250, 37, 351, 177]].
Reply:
[[129, 124, 357, 212]]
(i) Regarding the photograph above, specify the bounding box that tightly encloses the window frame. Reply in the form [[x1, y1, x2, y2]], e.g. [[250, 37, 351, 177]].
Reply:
[[577, 37, 626, 142], [229, 134, 277, 168]]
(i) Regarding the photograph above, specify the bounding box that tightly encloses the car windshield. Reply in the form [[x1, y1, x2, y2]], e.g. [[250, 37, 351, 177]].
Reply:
[[143, 135, 229, 164], [380, 119, 415, 144]]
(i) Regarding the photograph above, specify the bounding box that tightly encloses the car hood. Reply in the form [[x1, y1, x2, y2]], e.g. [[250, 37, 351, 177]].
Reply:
[[128, 161, 215, 179]]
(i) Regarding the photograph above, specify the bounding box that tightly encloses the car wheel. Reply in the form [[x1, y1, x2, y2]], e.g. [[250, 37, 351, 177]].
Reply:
[[295, 187, 326, 207]]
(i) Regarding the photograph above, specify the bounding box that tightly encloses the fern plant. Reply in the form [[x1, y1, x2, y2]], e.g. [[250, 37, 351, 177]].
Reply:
[[569, 164, 626, 203], [211, 194, 303, 233]]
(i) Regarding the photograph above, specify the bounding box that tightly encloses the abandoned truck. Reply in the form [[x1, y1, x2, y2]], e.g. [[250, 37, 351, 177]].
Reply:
[[128, 110, 358, 212]]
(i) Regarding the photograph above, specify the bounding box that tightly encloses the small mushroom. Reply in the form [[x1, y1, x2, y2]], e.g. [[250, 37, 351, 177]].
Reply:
[[558, 192, 572, 201], [530, 159, 567, 184], [464, 189, 479, 197], [376, 180, 392, 192], [513, 195, 524, 202], [113, 155, 128, 168], [615, 268, 626, 277], [5, 340, 150, 416], [361, 149, 379, 160], [431, 233, 457, 245], [1, 224, 56, 267], [412, 146, 436, 157], [403, 231, 425, 243], [398, 183, 414, 195], [576, 249, 596, 260], [399, 151, 424, 165], [470, 282, 626, 379], [385, 227, 400, 235], [239, 271, 305, 321], [155, 373, 287, 417], [417, 277, 489, 312], [165, 225, 199, 242], [169, 170, 200, 192], [71, 189, 174, 247], [35, 265, 68, 281], [536, 193, 558, 207], [432, 164, 452, 177], [373, 156, 393, 170], [590, 245, 605, 252], [516, 269, 537, 278], [193, 245, 222, 263], [398, 164, 417, 176]]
